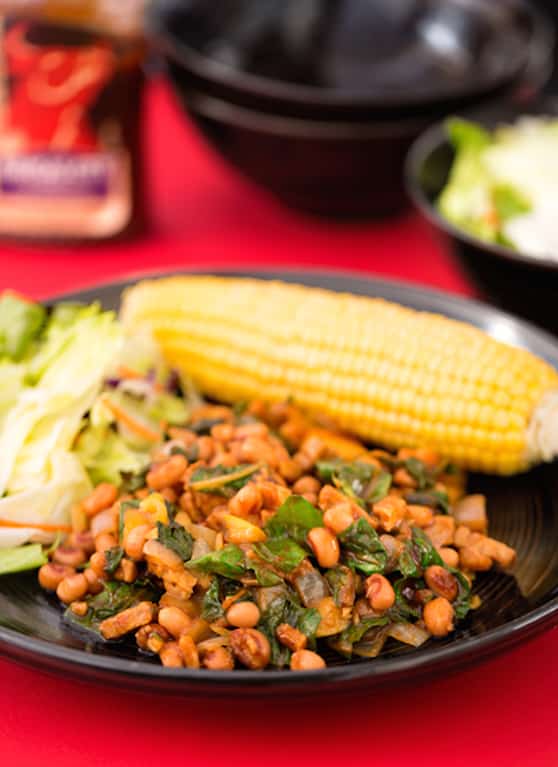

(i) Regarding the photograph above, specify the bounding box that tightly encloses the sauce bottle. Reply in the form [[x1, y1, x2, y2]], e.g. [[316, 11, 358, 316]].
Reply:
[[0, 0, 146, 241]]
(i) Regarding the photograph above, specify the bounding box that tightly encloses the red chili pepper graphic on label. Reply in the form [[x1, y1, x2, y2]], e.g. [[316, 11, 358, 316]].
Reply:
[[3, 22, 115, 152]]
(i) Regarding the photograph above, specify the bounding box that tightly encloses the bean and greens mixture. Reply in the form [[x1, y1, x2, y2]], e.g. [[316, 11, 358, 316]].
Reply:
[[39, 401, 516, 672]]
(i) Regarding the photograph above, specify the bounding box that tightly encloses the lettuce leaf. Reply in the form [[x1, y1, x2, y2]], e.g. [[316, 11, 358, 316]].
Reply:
[[0, 292, 46, 362], [0, 304, 123, 546]]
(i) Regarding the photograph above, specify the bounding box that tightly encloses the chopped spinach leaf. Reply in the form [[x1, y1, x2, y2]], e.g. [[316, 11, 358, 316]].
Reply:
[[157, 519, 193, 561], [297, 607, 321, 639], [257, 590, 321, 666], [187, 544, 246, 578], [315, 459, 341, 483], [170, 443, 200, 462], [399, 527, 443, 578], [366, 471, 392, 504], [451, 568, 472, 620], [201, 577, 225, 622], [392, 577, 421, 620], [65, 578, 161, 636], [189, 464, 259, 496], [403, 457, 434, 490], [257, 595, 292, 667], [338, 518, 387, 575], [233, 401, 249, 417], [189, 417, 225, 435], [340, 616, 389, 645], [332, 461, 375, 507], [117, 503, 127, 543], [325, 566, 355, 608], [120, 499, 141, 513], [404, 490, 450, 515], [252, 538, 307, 573], [265, 495, 323, 545], [120, 470, 148, 493], [316, 459, 375, 508], [104, 546, 124, 575], [250, 561, 283, 587]]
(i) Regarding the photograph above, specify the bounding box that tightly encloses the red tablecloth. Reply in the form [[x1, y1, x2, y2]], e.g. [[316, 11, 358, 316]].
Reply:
[[0, 79, 556, 767]]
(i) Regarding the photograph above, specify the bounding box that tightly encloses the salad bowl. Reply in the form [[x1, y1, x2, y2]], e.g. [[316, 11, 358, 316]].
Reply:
[[406, 102, 558, 334]]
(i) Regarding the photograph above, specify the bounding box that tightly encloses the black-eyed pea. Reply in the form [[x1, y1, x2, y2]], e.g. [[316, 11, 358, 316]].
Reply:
[[159, 641, 184, 668], [196, 436, 215, 462], [82, 483, 118, 517], [95, 532, 117, 554], [307, 527, 340, 568], [90, 508, 118, 538], [323, 503, 354, 535], [67, 531, 95, 555], [477, 537, 516, 569], [38, 562, 75, 591], [201, 646, 234, 670], [146, 454, 188, 491], [459, 546, 492, 572], [56, 573, 89, 604], [114, 558, 138, 583], [278, 458, 303, 482], [424, 565, 458, 601], [290, 649, 326, 670], [52, 546, 87, 568], [177, 634, 200, 668], [84, 567, 104, 594], [228, 483, 262, 517], [393, 467, 418, 489], [234, 422, 269, 439], [89, 551, 108, 578], [229, 628, 271, 670], [423, 597, 454, 637], [70, 601, 88, 617], [365, 574, 395, 612], [438, 547, 459, 569], [406, 504, 434, 528], [136, 623, 170, 652], [158, 606, 192, 639], [124, 524, 152, 560], [292, 476, 321, 496], [211, 422, 234, 442], [225, 601, 261, 628]]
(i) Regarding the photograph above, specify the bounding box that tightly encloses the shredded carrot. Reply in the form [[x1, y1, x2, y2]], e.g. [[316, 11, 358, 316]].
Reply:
[[0, 519, 72, 533], [117, 366, 164, 393], [102, 395, 162, 442], [117, 365, 143, 380]]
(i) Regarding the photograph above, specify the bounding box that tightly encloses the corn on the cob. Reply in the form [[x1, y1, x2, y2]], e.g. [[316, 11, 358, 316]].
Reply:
[[120, 276, 558, 475]]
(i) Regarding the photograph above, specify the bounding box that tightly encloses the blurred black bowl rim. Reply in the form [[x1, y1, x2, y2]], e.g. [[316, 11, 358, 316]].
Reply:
[[184, 91, 433, 139], [147, 0, 551, 110], [405, 100, 558, 275]]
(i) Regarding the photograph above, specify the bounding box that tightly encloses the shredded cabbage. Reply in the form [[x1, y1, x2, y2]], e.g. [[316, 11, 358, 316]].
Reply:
[[0, 302, 123, 547]]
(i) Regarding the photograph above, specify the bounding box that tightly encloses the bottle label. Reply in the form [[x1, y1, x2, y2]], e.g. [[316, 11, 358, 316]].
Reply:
[[0, 16, 135, 238]]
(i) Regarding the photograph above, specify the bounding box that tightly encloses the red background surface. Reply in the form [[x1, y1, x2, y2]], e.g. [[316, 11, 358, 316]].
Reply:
[[0, 79, 556, 767]]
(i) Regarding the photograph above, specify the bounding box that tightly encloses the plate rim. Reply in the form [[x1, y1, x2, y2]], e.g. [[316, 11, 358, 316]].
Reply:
[[3, 265, 558, 692]]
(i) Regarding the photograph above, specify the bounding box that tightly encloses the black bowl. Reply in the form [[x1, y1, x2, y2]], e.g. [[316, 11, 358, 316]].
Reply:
[[178, 91, 432, 218], [405, 101, 558, 334], [2, 268, 558, 697], [149, 0, 553, 122]]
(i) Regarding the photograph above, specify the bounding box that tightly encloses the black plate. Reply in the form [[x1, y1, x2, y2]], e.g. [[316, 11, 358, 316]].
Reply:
[[2, 268, 558, 696]]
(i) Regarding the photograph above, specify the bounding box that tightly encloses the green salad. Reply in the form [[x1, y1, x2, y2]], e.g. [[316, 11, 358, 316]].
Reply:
[[439, 116, 558, 260], [0, 291, 192, 566]]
